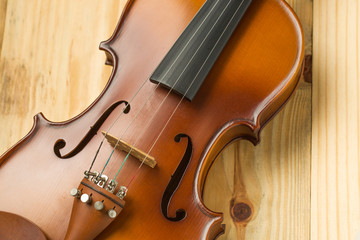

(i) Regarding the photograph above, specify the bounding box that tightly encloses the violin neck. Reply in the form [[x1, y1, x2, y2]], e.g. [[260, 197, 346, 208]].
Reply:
[[150, 0, 252, 101]]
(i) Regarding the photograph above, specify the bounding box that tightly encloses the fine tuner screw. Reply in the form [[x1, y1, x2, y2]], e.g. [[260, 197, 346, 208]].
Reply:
[[116, 186, 128, 199]]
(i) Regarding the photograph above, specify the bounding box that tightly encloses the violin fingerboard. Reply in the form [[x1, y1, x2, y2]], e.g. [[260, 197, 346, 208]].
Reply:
[[150, 0, 253, 101]]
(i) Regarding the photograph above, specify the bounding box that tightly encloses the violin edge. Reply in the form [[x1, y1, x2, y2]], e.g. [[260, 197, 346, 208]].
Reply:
[[194, 60, 304, 239], [0, 113, 46, 167], [193, 0, 305, 237]]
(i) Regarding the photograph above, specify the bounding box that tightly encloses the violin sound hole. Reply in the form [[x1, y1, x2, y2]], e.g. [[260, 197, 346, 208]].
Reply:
[[53, 101, 130, 159], [161, 133, 192, 222]]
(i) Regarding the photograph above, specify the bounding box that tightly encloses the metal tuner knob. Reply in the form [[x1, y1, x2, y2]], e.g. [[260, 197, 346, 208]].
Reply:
[[108, 209, 117, 219], [70, 188, 80, 198], [94, 201, 104, 211], [80, 193, 92, 204]]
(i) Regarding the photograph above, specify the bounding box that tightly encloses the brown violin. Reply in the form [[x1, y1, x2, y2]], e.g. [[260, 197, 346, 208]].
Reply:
[[0, 0, 303, 239]]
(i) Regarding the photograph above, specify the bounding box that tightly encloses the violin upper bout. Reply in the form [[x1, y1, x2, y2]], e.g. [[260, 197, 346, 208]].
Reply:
[[99, 0, 136, 67]]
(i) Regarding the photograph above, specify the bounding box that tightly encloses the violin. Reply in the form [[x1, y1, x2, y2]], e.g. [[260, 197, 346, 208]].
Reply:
[[0, 0, 304, 239]]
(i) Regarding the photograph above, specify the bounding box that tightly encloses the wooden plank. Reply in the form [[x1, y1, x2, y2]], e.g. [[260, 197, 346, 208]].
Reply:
[[312, 0, 360, 239], [203, 0, 313, 239], [0, 0, 7, 55]]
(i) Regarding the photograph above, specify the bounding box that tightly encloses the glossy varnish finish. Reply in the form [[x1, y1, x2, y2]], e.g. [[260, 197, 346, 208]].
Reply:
[[0, 0, 303, 239]]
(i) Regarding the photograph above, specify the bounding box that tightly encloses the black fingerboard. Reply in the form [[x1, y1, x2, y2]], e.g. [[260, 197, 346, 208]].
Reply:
[[150, 0, 252, 101]]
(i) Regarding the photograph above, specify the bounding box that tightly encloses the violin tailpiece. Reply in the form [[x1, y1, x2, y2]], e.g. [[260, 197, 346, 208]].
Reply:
[[64, 178, 125, 240]]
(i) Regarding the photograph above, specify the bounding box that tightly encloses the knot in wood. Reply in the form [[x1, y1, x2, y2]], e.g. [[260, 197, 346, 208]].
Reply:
[[231, 202, 252, 222]]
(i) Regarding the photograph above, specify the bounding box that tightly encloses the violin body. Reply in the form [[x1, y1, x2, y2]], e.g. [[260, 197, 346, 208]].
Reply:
[[0, 0, 303, 239]]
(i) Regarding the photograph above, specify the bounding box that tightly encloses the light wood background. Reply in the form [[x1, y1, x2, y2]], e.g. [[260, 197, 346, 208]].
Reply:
[[0, 0, 359, 239]]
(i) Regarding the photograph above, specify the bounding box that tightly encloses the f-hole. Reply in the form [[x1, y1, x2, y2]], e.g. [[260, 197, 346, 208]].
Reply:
[[161, 133, 192, 222], [53, 100, 130, 159]]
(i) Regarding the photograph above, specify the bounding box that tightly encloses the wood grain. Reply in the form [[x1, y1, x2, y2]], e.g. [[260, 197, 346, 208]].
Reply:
[[312, 0, 360, 239], [0, 0, 125, 152], [0, 0, 7, 54], [0, 0, 320, 239]]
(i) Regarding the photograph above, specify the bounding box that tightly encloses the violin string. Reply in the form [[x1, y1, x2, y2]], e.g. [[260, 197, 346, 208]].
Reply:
[[88, 72, 155, 173], [126, 0, 246, 189], [109, 0, 225, 181], [90, 0, 211, 173], [99, 0, 222, 177], [98, 81, 161, 176]]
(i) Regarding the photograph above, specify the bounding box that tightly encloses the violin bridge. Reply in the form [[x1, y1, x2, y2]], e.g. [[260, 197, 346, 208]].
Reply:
[[102, 131, 157, 168]]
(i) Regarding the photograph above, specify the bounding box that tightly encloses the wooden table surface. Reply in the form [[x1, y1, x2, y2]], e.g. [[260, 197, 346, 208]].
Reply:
[[0, 0, 358, 239]]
